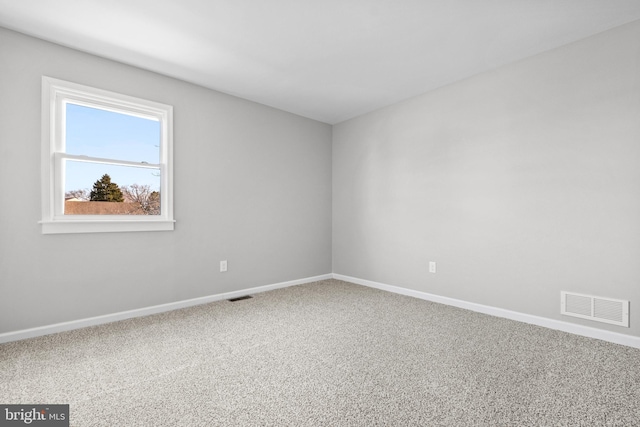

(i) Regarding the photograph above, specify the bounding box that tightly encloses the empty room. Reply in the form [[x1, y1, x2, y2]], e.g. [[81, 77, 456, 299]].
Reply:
[[1, 1, 640, 426]]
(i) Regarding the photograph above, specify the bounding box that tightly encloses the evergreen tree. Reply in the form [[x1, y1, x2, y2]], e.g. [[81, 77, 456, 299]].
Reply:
[[89, 174, 124, 202]]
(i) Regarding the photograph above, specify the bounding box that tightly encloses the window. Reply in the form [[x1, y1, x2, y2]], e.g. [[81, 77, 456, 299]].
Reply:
[[41, 77, 174, 234]]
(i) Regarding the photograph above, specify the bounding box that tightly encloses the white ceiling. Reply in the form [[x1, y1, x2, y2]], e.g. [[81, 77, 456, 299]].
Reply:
[[1, 1, 640, 124]]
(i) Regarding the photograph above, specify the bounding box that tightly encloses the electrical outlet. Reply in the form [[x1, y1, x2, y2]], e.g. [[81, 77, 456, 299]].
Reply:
[[220, 260, 228, 272], [429, 261, 436, 273]]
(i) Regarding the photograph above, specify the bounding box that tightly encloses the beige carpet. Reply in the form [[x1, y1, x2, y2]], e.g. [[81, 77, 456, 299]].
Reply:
[[1, 279, 639, 426]]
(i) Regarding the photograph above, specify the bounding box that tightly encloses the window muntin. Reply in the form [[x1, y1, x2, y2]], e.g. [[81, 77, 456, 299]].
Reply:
[[41, 77, 174, 234]]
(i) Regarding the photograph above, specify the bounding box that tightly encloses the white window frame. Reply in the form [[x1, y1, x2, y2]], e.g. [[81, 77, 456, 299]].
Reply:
[[40, 76, 175, 234]]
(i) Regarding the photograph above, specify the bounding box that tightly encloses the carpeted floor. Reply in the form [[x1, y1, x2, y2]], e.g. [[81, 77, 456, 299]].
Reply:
[[1, 279, 639, 426]]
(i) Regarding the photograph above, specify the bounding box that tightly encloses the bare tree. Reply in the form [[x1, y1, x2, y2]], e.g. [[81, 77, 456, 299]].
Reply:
[[65, 188, 90, 200], [121, 184, 160, 215]]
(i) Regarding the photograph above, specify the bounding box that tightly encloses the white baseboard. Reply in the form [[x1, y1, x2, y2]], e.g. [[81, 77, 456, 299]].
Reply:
[[333, 273, 640, 349], [4, 272, 638, 349], [0, 273, 333, 344]]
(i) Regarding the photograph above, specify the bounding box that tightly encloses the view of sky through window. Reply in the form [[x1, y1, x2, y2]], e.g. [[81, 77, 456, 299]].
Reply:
[[64, 103, 161, 194]]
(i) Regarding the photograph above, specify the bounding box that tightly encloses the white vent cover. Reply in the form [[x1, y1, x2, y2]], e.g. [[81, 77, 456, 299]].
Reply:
[[561, 291, 629, 327]]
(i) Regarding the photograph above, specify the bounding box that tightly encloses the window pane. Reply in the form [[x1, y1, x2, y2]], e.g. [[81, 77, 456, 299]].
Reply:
[[65, 103, 160, 164], [64, 160, 161, 216]]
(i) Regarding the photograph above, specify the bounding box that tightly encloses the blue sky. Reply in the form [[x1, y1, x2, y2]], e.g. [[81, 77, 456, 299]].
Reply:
[[65, 103, 161, 193]]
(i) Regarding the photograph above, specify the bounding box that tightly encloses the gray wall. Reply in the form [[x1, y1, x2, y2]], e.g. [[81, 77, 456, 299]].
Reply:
[[0, 28, 332, 334], [333, 20, 640, 337], [3, 19, 640, 339]]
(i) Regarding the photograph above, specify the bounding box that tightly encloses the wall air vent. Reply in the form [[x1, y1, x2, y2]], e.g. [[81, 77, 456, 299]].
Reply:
[[561, 291, 629, 327]]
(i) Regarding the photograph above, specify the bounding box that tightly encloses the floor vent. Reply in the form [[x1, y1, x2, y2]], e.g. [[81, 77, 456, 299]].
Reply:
[[228, 295, 253, 302], [561, 291, 629, 327]]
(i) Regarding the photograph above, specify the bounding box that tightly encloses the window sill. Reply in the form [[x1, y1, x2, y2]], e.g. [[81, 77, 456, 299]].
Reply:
[[39, 219, 175, 234]]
